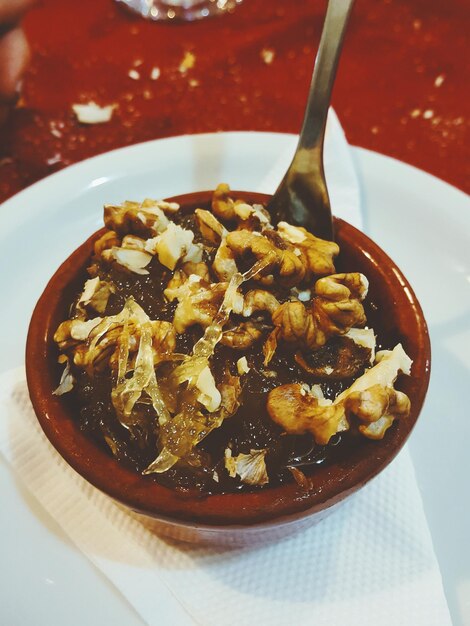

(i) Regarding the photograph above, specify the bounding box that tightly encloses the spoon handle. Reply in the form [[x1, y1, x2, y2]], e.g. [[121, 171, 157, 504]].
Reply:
[[267, 0, 355, 239], [300, 0, 355, 152]]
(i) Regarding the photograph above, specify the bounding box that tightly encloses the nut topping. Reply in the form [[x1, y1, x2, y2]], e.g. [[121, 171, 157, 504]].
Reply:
[[195, 208, 227, 245], [267, 344, 412, 444], [211, 182, 237, 220], [264, 272, 368, 363], [53, 184, 413, 492], [226, 230, 306, 287], [104, 200, 170, 238], [277, 221, 339, 277]]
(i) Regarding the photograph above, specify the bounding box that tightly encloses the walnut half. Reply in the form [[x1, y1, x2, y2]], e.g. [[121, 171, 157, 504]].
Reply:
[[264, 272, 368, 363], [266, 344, 412, 443], [226, 230, 306, 287]]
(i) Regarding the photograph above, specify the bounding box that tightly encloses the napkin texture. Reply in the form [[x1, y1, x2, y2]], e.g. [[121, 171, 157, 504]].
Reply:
[[0, 369, 452, 626]]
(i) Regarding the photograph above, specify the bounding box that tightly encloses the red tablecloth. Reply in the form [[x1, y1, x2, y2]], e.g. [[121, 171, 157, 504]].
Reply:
[[0, 0, 468, 202]]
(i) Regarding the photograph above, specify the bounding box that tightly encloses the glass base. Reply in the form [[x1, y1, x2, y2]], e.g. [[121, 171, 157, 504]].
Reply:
[[117, 0, 242, 22]]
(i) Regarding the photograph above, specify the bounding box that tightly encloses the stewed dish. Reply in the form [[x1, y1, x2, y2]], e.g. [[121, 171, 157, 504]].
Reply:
[[26, 186, 430, 538]]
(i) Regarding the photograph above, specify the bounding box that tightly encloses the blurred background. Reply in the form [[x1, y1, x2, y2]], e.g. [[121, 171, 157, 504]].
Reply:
[[0, 0, 468, 202]]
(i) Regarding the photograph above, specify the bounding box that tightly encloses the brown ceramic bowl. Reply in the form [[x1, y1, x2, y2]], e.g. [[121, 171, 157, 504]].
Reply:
[[26, 191, 430, 545]]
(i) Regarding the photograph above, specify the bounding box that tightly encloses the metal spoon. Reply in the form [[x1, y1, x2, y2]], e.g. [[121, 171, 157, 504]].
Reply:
[[267, 0, 355, 240]]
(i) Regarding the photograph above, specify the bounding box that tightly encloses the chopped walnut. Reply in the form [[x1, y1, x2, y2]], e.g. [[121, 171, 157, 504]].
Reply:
[[267, 344, 412, 444], [93, 230, 121, 257], [344, 327, 376, 360], [210, 184, 272, 232], [316, 271, 368, 305], [267, 383, 348, 445], [78, 277, 101, 308], [153, 222, 203, 271], [141, 198, 180, 214], [277, 221, 339, 277], [97, 234, 153, 275], [211, 183, 237, 220], [265, 273, 368, 362], [288, 466, 312, 491], [54, 299, 176, 377], [345, 385, 410, 439], [237, 356, 250, 375], [181, 261, 210, 281], [313, 272, 368, 339], [104, 201, 169, 238], [275, 301, 313, 344], [224, 448, 269, 485], [103, 247, 153, 275], [53, 357, 75, 396], [226, 230, 305, 287], [242, 289, 280, 317], [54, 317, 102, 349], [221, 320, 265, 349], [195, 208, 227, 245], [233, 202, 272, 232], [163, 268, 187, 296], [164, 273, 242, 334], [265, 301, 315, 363], [120, 234, 147, 251], [212, 238, 238, 281], [77, 277, 115, 315], [233, 202, 253, 221], [164, 274, 216, 333]]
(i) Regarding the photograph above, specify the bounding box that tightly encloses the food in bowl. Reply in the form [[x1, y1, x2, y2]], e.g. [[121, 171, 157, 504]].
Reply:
[[50, 184, 414, 495]]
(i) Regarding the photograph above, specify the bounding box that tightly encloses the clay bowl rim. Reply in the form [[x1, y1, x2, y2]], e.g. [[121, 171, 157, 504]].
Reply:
[[26, 190, 431, 529]]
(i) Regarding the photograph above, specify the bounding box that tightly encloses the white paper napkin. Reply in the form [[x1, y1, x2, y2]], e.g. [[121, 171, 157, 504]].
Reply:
[[0, 368, 452, 626], [0, 116, 452, 625]]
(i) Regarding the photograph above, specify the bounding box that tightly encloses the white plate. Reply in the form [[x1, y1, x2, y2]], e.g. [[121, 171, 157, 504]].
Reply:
[[0, 132, 469, 626]]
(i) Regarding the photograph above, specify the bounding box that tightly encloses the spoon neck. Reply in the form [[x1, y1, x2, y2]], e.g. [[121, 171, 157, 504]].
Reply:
[[298, 0, 355, 152]]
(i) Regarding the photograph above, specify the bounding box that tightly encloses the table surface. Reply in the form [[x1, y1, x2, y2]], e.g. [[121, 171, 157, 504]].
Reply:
[[0, 0, 468, 203]]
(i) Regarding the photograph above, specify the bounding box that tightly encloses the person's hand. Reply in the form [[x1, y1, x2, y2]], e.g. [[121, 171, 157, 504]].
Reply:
[[0, 0, 35, 120]]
